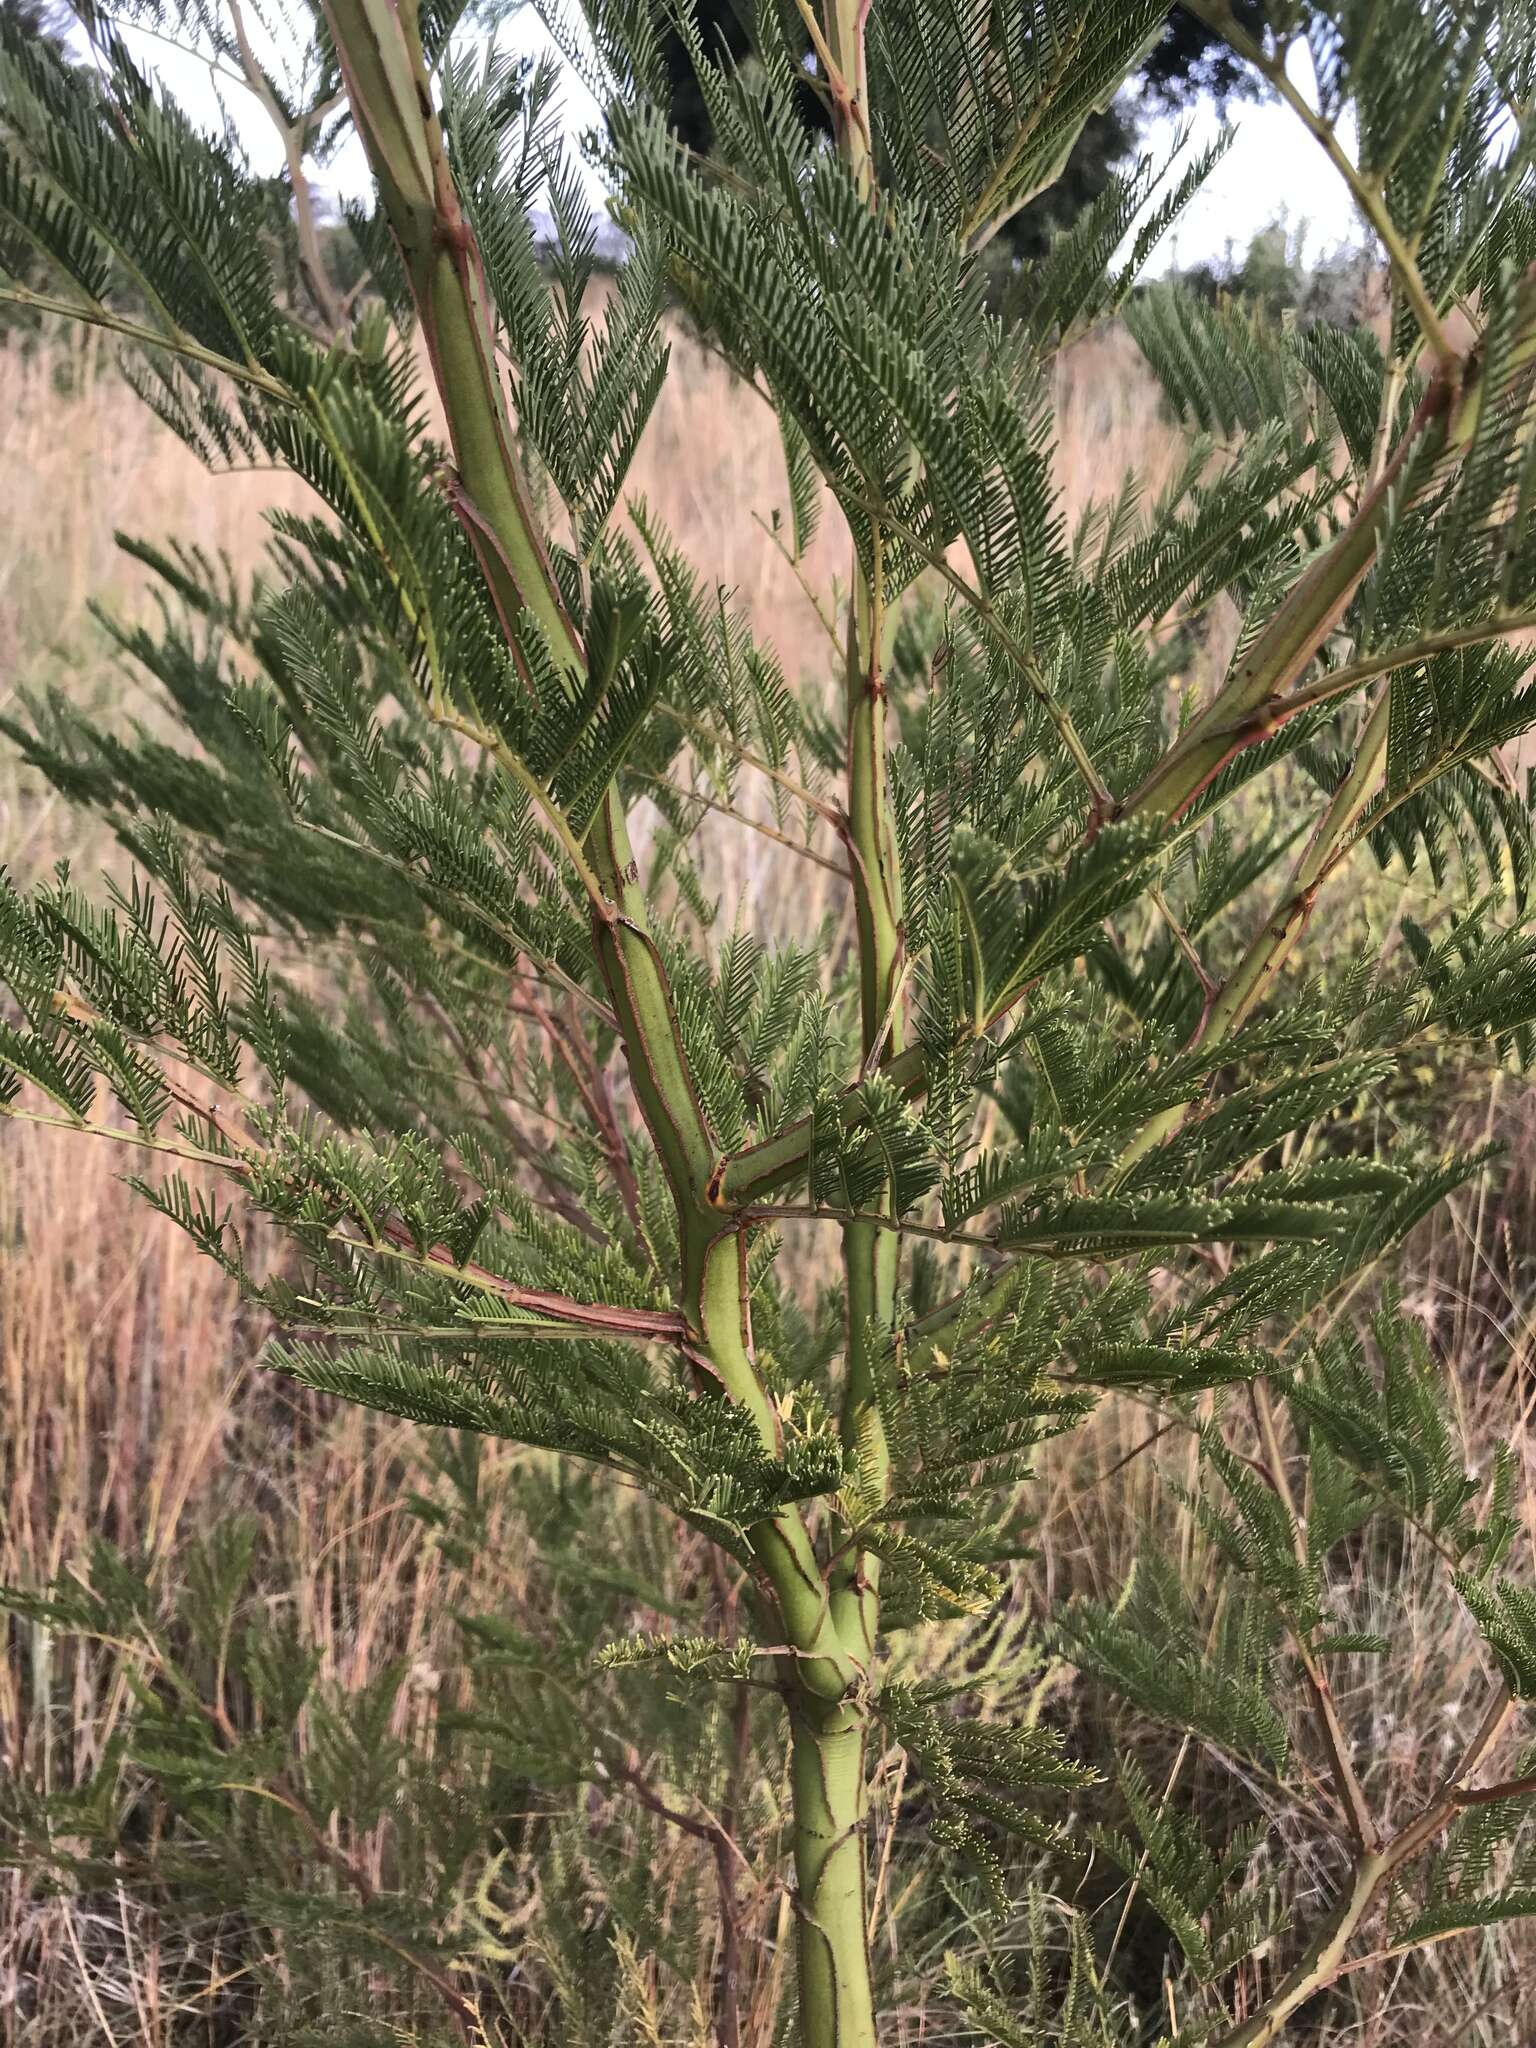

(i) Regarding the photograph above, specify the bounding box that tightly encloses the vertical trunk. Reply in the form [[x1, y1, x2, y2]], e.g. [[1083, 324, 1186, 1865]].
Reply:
[[790, 1697, 879, 2048], [788, 6, 904, 2040], [320, 19, 872, 2044]]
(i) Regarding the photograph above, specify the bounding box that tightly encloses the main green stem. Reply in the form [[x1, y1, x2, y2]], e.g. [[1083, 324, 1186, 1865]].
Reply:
[[831, 568, 903, 1667], [791, 7, 903, 2043], [320, 13, 865, 2036], [790, 1697, 879, 2048]]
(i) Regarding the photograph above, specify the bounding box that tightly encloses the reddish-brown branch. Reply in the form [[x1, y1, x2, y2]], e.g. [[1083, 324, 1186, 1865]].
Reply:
[[372, 1217, 682, 1339]]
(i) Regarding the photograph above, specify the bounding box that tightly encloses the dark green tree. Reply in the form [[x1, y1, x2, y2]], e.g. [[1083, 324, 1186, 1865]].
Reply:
[[4, 3, 1536, 2044]]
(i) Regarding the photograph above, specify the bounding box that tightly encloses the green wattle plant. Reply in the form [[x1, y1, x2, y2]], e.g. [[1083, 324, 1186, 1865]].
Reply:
[[5, 2, 1536, 2041]]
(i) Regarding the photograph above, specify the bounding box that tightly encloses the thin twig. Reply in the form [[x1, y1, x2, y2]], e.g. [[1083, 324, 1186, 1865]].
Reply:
[[1248, 1380, 1379, 1855], [634, 767, 850, 878]]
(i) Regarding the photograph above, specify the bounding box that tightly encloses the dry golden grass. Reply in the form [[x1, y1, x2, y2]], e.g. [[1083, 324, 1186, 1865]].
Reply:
[[2, 314, 1532, 2044]]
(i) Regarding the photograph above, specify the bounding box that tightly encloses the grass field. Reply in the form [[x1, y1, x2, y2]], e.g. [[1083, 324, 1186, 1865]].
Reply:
[[2, 313, 1533, 2044]]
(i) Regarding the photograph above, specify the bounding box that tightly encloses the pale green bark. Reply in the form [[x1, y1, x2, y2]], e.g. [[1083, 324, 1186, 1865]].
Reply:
[[790, 1700, 879, 2048]]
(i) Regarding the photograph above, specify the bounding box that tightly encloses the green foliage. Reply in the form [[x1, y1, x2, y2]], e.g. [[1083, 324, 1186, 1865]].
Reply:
[[1286, 1301, 1519, 1564], [0, 1446, 786, 2044], [5, 1, 1536, 2043], [1088, 1756, 1280, 1984], [1456, 1576, 1536, 1697], [1056, 1549, 1291, 1768]]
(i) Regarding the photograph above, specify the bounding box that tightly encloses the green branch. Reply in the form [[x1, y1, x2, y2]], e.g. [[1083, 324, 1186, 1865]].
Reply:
[[0, 283, 290, 397], [1212, 1688, 1515, 2048]]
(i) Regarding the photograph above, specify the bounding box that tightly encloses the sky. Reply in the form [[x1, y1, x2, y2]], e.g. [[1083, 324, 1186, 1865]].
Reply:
[[1135, 69, 1362, 276], [112, 9, 1366, 278]]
